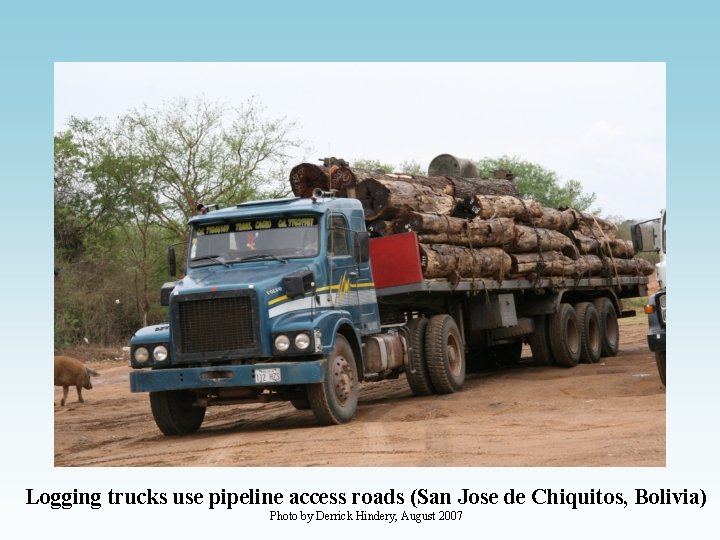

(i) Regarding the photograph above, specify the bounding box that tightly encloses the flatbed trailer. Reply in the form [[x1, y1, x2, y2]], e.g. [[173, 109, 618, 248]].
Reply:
[[128, 195, 649, 435]]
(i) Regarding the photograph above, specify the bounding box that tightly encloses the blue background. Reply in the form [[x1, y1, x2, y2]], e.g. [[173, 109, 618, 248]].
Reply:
[[1, 0, 717, 536]]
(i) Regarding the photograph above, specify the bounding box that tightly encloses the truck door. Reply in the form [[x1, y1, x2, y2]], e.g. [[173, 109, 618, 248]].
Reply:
[[327, 214, 360, 321]]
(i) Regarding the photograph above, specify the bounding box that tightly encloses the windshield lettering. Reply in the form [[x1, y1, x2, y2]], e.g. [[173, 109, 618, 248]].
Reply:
[[189, 215, 320, 267]]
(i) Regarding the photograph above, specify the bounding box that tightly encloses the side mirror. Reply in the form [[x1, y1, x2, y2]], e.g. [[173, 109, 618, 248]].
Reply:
[[167, 246, 177, 277], [630, 223, 644, 252], [355, 231, 370, 264], [283, 270, 315, 299]]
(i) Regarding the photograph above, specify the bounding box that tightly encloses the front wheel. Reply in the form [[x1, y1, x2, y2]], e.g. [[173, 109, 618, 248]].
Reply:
[[307, 334, 359, 425], [149, 390, 206, 436], [655, 350, 666, 386]]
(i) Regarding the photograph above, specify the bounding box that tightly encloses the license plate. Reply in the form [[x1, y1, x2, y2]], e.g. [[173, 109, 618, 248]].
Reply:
[[254, 368, 281, 383]]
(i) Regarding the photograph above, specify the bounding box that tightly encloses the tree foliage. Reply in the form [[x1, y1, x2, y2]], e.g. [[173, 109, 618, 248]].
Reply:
[[54, 97, 306, 346], [476, 155, 597, 212], [352, 158, 427, 176], [352, 159, 394, 173]]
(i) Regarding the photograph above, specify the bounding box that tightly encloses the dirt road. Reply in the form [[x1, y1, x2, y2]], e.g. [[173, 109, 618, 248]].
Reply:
[[54, 316, 665, 467]]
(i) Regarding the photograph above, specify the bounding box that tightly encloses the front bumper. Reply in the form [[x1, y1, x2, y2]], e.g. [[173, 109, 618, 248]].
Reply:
[[130, 360, 326, 393]]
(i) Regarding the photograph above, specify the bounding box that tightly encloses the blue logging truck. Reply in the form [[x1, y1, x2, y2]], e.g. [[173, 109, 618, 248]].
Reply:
[[129, 185, 650, 435]]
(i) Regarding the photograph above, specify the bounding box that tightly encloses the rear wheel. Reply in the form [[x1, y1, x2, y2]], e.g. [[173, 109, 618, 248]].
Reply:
[[575, 302, 602, 363], [655, 350, 666, 386], [405, 318, 435, 396], [549, 303, 581, 367], [425, 314, 465, 394], [149, 390, 206, 435], [593, 297, 619, 357], [529, 315, 553, 365], [307, 334, 359, 425]]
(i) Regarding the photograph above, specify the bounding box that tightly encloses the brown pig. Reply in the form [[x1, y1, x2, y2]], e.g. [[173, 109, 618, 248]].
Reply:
[[54, 356, 99, 406]]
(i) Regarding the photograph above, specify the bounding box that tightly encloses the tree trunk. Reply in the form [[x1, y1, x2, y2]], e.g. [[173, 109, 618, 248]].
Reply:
[[355, 177, 456, 220], [420, 244, 511, 280], [511, 225, 579, 259], [532, 207, 577, 231], [289, 163, 329, 198], [366, 219, 394, 237], [329, 165, 357, 197], [470, 195, 545, 222], [565, 210, 618, 238], [571, 232, 634, 258], [394, 211, 468, 235], [442, 176, 519, 198], [578, 255, 654, 276], [415, 217, 516, 247], [508, 251, 580, 278]]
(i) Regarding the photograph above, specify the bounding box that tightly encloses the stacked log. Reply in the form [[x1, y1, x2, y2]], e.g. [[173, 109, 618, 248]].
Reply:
[[288, 163, 653, 282]]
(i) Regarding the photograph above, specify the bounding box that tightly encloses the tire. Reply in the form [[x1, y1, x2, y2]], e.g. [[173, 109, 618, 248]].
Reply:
[[149, 390, 206, 436], [529, 315, 553, 365], [655, 350, 666, 386], [405, 318, 435, 396], [307, 334, 359, 425], [289, 388, 311, 410], [549, 303, 581, 367], [593, 297, 620, 357], [575, 302, 602, 363], [425, 314, 465, 394]]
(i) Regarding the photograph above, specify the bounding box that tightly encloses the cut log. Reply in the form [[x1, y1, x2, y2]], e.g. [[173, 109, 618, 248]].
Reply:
[[420, 245, 511, 280], [563, 210, 618, 238], [417, 218, 517, 247], [470, 196, 544, 222], [571, 232, 635, 258], [532, 207, 577, 231], [428, 154, 479, 178], [511, 225, 579, 259], [289, 163, 329, 198], [329, 166, 357, 198], [579, 255, 654, 277], [355, 176, 456, 220], [442, 176, 519, 199], [509, 251, 581, 278], [366, 219, 394, 237], [394, 211, 468, 236]]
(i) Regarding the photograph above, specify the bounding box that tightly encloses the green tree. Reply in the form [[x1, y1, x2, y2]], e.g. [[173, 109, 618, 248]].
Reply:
[[352, 158, 427, 175], [352, 159, 394, 173], [398, 160, 426, 176], [54, 97, 306, 346], [476, 155, 597, 212]]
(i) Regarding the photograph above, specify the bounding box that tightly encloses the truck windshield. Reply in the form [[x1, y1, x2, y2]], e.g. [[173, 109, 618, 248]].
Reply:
[[189, 216, 320, 267]]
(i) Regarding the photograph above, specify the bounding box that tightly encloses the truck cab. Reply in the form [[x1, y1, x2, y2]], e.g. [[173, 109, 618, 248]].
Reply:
[[632, 209, 666, 385], [130, 195, 382, 433]]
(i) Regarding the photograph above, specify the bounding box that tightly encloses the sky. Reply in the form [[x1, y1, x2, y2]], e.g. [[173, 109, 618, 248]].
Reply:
[[54, 62, 665, 220]]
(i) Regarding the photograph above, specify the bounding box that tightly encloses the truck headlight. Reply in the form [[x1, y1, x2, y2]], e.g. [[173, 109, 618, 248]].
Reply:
[[153, 345, 169, 362], [134, 347, 150, 364], [275, 335, 290, 352], [295, 333, 311, 350]]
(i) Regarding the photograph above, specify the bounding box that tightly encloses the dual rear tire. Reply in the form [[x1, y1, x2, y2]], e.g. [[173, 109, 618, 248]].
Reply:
[[530, 299, 618, 367], [406, 314, 465, 396]]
